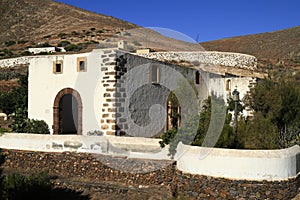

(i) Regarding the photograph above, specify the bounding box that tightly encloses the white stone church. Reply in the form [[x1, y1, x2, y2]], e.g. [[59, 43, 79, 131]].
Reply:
[[26, 46, 259, 136]]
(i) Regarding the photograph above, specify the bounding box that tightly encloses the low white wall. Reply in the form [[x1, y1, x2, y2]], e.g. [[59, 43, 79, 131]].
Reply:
[[175, 142, 300, 181], [0, 133, 170, 160], [0, 133, 299, 181]]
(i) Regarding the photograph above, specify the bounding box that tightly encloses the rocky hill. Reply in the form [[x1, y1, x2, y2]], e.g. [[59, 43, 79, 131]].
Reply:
[[201, 26, 300, 69], [0, 0, 299, 71], [0, 0, 137, 48]]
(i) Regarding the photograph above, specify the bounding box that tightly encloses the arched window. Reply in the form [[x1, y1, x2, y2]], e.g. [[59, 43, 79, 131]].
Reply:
[[195, 71, 200, 84], [226, 80, 231, 91], [150, 64, 159, 83], [166, 92, 181, 131]]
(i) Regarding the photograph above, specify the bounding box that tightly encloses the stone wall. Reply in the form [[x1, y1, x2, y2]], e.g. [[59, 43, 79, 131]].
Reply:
[[99, 49, 119, 135], [138, 51, 257, 70], [1, 149, 299, 199], [0, 56, 31, 68]]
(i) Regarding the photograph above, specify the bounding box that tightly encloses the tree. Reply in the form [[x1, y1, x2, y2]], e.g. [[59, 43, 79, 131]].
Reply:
[[160, 95, 236, 156], [242, 72, 300, 148]]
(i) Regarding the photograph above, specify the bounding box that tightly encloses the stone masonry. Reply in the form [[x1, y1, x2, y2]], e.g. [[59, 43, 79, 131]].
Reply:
[[1, 149, 299, 199], [138, 51, 258, 70], [100, 49, 118, 135]]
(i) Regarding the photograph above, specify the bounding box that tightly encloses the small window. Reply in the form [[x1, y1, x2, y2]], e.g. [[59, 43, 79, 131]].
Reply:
[[226, 79, 231, 91], [77, 57, 87, 72], [53, 60, 63, 74], [195, 71, 200, 84], [56, 64, 62, 72], [79, 61, 85, 71], [150, 64, 159, 83]]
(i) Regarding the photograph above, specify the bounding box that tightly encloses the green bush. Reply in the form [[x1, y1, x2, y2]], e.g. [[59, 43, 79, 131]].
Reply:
[[43, 35, 51, 39], [17, 40, 28, 44], [23, 119, 50, 134], [71, 31, 79, 35], [58, 33, 67, 38], [133, 41, 142, 46], [36, 42, 51, 48], [0, 70, 20, 81], [64, 44, 80, 52], [4, 41, 16, 47], [0, 128, 8, 134], [160, 96, 235, 156], [1, 172, 52, 200], [57, 40, 71, 47], [20, 50, 32, 56], [244, 73, 300, 148]]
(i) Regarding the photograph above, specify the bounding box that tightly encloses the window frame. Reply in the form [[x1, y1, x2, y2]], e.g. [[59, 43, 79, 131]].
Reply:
[[77, 57, 87, 72], [226, 79, 231, 91], [53, 60, 63, 74]]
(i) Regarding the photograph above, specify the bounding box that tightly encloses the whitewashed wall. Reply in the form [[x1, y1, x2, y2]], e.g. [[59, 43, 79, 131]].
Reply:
[[0, 133, 169, 160], [175, 142, 300, 181], [28, 50, 107, 134], [0, 133, 298, 181]]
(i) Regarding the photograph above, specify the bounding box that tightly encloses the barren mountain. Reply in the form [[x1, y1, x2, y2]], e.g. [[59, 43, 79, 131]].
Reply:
[[1, 0, 299, 70], [0, 0, 137, 47]]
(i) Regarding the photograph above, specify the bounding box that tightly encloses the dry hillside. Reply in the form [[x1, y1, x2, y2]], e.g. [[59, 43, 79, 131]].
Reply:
[[0, 0, 137, 47], [201, 26, 300, 69], [0, 0, 299, 71]]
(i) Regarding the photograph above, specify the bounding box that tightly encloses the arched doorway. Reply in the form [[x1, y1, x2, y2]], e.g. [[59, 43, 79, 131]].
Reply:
[[166, 92, 181, 131], [53, 88, 82, 135]]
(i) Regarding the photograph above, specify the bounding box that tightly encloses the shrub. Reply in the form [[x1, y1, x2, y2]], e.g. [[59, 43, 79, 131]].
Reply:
[[133, 41, 142, 46], [4, 41, 16, 47], [64, 44, 80, 52], [123, 32, 131, 36], [17, 40, 28, 44], [20, 51, 32, 56], [71, 31, 79, 35], [36, 42, 51, 48], [58, 33, 67, 39], [23, 119, 50, 134], [0, 128, 8, 134], [1, 172, 52, 200], [160, 96, 234, 156], [57, 40, 71, 47], [0, 70, 20, 81]]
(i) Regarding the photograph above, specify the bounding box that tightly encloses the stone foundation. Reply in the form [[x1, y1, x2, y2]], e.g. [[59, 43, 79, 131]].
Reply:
[[1, 149, 299, 199]]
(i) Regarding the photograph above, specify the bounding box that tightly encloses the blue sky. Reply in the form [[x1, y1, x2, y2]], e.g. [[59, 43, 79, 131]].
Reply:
[[56, 0, 300, 42]]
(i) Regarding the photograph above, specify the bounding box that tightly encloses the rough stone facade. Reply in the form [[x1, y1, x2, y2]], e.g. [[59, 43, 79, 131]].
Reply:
[[100, 49, 119, 135], [109, 52, 256, 137], [1, 149, 299, 199], [138, 51, 257, 70]]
